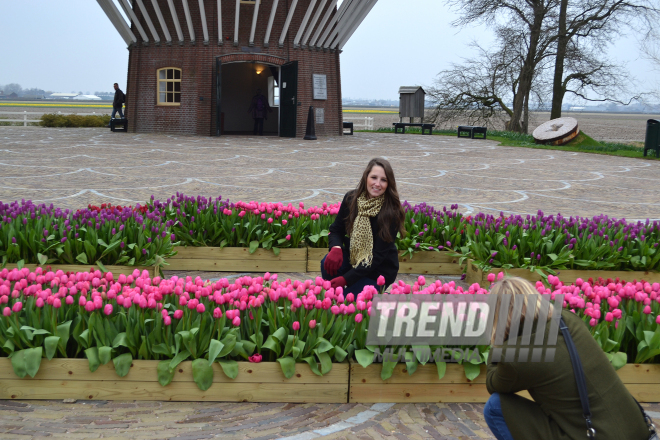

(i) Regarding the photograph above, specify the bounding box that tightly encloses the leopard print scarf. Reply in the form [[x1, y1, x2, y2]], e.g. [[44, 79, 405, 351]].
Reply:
[[350, 192, 385, 268]]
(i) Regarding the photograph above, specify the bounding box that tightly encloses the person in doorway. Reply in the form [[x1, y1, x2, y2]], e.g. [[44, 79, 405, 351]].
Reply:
[[484, 277, 651, 440], [321, 158, 405, 295], [248, 88, 271, 135], [112, 83, 125, 119]]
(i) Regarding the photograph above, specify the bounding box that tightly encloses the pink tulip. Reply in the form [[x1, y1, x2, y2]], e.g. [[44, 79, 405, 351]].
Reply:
[[309, 319, 316, 329], [173, 309, 184, 319], [36, 298, 45, 308], [589, 318, 597, 327], [104, 304, 113, 315], [248, 354, 262, 363], [53, 298, 61, 308], [605, 312, 613, 322], [355, 313, 363, 323], [487, 273, 495, 283], [644, 305, 652, 314], [12, 302, 22, 313], [656, 315, 660, 324], [85, 301, 95, 312], [196, 303, 206, 313], [163, 316, 172, 326], [377, 276, 386, 286], [2, 307, 10, 317], [232, 316, 241, 326], [213, 307, 223, 319], [292, 321, 300, 331]]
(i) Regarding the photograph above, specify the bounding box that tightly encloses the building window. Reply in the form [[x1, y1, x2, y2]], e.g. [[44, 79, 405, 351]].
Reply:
[[268, 76, 279, 107], [157, 68, 181, 105]]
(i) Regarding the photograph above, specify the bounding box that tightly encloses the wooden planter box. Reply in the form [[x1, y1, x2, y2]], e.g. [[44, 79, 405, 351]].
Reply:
[[349, 362, 660, 403], [0, 358, 348, 403], [465, 260, 660, 288], [307, 249, 463, 275], [167, 247, 308, 273], [2, 263, 157, 277]]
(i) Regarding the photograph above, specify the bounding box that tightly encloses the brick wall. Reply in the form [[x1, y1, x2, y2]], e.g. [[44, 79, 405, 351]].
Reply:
[[126, 0, 343, 137]]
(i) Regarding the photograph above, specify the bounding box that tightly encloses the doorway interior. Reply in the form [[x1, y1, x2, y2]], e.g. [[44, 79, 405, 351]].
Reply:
[[219, 62, 280, 135]]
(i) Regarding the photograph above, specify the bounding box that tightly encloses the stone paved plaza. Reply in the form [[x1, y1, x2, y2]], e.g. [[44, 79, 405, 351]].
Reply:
[[1, 127, 660, 439], [2, 127, 660, 219]]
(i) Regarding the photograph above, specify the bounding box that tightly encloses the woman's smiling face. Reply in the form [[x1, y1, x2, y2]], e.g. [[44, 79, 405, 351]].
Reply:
[[366, 165, 388, 198]]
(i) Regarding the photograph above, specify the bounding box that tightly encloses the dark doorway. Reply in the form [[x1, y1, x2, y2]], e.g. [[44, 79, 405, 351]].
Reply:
[[215, 61, 280, 136], [280, 61, 298, 138]]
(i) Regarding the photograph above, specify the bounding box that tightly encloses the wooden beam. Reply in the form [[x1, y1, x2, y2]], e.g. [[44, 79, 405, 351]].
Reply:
[[263, 0, 279, 47], [249, 0, 261, 46], [234, 0, 240, 46], [337, 0, 378, 49], [309, 0, 336, 47], [198, 0, 209, 44], [182, 0, 196, 43], [150, 0, 173, 44], [301, 0, 328, 47], [278, 0, 299, 47], [316, 0, 352, 48], [134, 0, 161, 44], [293, 0, 318, 47], [166, 0, 185, 44], [324, 0, 361, 49], [217, 0, 223, 44], [96, 0, 137, 46], [118, 0, 150, 43]]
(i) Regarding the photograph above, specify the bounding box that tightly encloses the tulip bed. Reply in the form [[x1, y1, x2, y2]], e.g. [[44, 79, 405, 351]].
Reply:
[[1, 267, 659, 393]]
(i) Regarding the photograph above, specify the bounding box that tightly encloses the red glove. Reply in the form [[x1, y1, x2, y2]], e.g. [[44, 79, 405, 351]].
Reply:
[[330, 276, 346, 290], [324, 247, 343, 276]]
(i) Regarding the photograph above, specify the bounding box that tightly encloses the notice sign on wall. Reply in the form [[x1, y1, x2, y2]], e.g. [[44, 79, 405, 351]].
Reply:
[[316, 108, 325, 124], [313, 74, 327, 100]]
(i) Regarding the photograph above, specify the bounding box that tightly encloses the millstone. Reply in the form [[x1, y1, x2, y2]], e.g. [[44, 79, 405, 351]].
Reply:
[[532, 117, 579, 145]]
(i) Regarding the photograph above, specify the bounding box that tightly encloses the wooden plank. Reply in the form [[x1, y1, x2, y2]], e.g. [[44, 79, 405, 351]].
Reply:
[[465, 260, 485, 286], [350, 363, 487, 384], [624, 384, 660, 403], [398, 251, 460, 264], [398, 263, 464, 275], [349, 383, 491, 403], [307, 248, 328, 260], [171, 246, 307, 261], [2, 264, 155, 277], [0, 379, 347, 403], [164, 259, 307, 273], [0, 359, 348, 384], [615, 364, 660, 384]]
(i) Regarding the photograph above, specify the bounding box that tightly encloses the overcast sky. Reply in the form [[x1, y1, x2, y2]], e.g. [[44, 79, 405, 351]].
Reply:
[[0, 0, 656, 100]]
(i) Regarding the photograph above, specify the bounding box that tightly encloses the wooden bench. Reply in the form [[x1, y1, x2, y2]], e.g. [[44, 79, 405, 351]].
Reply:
[[110, 118, 128, 132], [457, 125, 487, 139], [392, 122, 435, 135]]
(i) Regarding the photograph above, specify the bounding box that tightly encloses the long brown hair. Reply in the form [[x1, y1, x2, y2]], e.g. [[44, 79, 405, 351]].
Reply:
[[345, 158, 405, 242]]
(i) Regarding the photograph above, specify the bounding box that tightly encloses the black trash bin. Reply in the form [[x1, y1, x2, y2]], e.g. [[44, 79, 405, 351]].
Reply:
[[644, 119, 660, 158]]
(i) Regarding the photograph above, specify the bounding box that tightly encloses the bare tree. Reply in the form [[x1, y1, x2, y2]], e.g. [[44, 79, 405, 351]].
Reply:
[[550, 0, 658, 118]]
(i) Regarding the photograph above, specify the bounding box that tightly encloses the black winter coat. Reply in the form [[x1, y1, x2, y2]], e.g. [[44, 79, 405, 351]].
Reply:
[[328, 191, 400, 287], [113, 89, 125, 108]]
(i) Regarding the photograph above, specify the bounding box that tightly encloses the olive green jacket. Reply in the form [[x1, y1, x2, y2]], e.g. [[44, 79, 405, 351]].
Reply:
[[486, 310, 649, 440]]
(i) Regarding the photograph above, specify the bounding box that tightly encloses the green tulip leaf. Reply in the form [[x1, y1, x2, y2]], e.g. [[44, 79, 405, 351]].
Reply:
[[44, 336, 60, 360], [152, 343, 172, 357], [76, 253, 88, 265], [436, 362, 447, 380], [381, 361, 397, 381], [10, 349, 27, 378], [276, 356, 296, 379], [315, 350, 332, 375], [249, 240, 259, 254], [192, 358, 214, 391], [463, 362, 481, 381], [56, 321, 72, 351], [218, 360, 239, 380], [112, 332, 129, 349], [17, 259, 24, 270], [302, 356, 322, 376], [113, 352, 133, 377], [207, 339, 224, 366], [98, 346, 113, 365], [333, 346, 348, 363], [169, 349, 191, 370], [157, 360, 176, 386], [354, 349, 375, 368], [315, 337, 333, 354], [3, 339, 15, 356], [37, 253, 48, 265], [85, 347, 100, 372], [218, 334, 236, 358]]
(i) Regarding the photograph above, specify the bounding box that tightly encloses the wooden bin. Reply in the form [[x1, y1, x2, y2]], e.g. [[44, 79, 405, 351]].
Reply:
[[2, 264, 157, 277], [167, 247, 308, 273], [306, 249, 463, 275], [0, 358, 349, 403], [465, 260, 660, 288], [349, 362, 660, 403]]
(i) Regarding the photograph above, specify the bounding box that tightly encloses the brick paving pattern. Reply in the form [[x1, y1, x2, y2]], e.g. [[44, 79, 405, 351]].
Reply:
[[1, 127, 659, 439], [1, 127, 659, 219]]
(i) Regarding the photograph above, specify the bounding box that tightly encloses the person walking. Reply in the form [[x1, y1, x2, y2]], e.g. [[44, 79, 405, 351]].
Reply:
[[112, 83, 125, 119], [248, 88, 271, 135], [321, 158, 405, 295], [484, 277, 653, 440]]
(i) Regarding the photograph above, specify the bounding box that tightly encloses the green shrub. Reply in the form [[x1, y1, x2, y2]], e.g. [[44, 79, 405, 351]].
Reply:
[[40, 113, 111, 128]]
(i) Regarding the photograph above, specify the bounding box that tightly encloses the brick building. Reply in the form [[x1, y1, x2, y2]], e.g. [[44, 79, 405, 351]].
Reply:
[[97, 0, 378, 137]]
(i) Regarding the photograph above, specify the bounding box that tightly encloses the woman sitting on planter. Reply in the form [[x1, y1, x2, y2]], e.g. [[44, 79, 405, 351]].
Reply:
[[321, 157, 405, 294], [484, 277, 651, 440]]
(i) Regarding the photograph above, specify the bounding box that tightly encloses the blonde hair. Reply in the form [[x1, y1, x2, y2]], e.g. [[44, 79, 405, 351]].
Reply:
[[489, 277, 553, 345]]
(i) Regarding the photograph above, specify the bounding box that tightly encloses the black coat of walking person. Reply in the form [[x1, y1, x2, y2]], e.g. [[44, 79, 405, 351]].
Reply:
[[321, 158, 405, 295], [112, 83, 125, 119], [248, 89, 272, 135]]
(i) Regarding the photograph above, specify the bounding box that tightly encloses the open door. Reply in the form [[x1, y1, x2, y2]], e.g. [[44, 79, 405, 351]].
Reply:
[[280, 61, 298, 137], [215, 58, 222, 136]]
